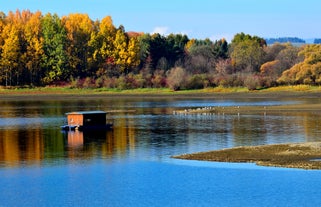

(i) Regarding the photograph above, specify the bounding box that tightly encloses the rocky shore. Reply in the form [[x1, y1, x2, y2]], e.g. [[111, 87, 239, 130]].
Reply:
[[172, 142, 321, 170]]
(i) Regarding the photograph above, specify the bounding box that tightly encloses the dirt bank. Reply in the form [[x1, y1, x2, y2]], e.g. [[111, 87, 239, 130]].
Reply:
[[172, 142, 321, 170]]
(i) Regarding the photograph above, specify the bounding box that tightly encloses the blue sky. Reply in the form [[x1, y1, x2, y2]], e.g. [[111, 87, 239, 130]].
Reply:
[[2, 0, 321, 41]]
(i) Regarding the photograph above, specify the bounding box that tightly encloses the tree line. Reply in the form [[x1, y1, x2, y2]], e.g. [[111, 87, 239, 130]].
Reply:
[[0, 10, 320, 90], [265, 37, 305, 45]]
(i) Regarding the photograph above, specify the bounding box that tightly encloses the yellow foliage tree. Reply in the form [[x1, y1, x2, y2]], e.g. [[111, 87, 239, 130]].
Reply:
[[185, 39, 196, 52], [24, 11, 44, 84], [126, 36, 140, 69], [260, 60, 280, 77], [87, 15, 116, 74], [62, 13, 94, 76], [113, 29, 140, 73], [278, 44, 321, 85], [99, 16, 116, 60], [0, 24, 20, 86]]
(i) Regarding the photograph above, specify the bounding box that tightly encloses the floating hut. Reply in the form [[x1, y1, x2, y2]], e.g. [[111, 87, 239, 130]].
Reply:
[[61, 111, 113, 131]]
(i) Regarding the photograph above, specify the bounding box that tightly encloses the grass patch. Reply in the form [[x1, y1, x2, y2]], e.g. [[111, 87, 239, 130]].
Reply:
[[202, 86, 249, 93], [264, 85, 321, 92], [2, 85, 321, 96]]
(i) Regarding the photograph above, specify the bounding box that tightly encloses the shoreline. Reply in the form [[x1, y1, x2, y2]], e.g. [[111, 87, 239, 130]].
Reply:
[[1, 89, 321, 115], [172, 142, 321, 170], [1, 88, 321, 100]]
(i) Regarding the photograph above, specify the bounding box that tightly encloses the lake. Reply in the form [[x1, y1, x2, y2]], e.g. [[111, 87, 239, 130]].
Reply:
[[1, 96, 321, 206]]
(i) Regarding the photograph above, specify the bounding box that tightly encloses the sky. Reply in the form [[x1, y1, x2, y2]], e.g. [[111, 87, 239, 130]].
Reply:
[[2, 0, 321, 42]]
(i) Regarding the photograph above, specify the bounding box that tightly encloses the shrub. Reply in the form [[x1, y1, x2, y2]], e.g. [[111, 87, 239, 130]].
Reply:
[[115, 76, 127, 90], [151, 70, 166, 88], [166, 67, 187, 91], [83, 77, 94, 88], [244, 75, 261, 90], [103, 77, 117, 88], [70, 76, 82, 88], [187, 74, 207, 89]]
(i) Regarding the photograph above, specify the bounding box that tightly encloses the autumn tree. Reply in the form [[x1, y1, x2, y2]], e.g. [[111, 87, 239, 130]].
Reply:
[[88, 16, 117, 76], [112, 27, 140, 74], [166, 67, 187, 90], [0, 10, 35, 86], [126, 35, 140, 70], [276, 44, 303, 70], [0, 11, 5, 50], [261, 43, 302, 80], [264, 43, 287, 62], [185, 42, 216, 73], [0, 23, 20, 86], [278, 44, 321, 84], [62, 13, 93, 78], [185, 38, 228, 74], [24, 11, 44, 85]]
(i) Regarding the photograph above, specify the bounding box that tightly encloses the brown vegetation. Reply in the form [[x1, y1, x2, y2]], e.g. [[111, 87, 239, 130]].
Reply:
[[173, 142, 321, 170]]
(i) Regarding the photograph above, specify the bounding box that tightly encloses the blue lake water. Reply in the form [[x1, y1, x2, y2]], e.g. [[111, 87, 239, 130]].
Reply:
[[1, 97, 321, 206]]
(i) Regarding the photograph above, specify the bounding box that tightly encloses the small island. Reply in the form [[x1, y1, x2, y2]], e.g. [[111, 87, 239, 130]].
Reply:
[[172, 142, 321, 170]]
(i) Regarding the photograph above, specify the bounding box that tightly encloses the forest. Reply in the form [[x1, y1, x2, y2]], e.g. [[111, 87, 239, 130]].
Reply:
[[1, 10, 321, 90]]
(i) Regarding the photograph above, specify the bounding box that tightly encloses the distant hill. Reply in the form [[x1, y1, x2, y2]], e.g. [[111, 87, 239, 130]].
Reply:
[[265, 37, 306, 45], [314, 39, 321, 44]]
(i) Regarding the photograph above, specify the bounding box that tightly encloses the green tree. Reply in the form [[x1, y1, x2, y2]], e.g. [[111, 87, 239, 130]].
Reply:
[[137, 33, 151, 70], [149, 33, 167, 70], [231, 32, 266, 47], [166, 33, 189, 66], [230, 33, 266, 72], [41, 13, 69, 84]]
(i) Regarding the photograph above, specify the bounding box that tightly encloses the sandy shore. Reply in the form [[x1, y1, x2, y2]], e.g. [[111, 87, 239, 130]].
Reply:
[[173, 142, 321, 170]]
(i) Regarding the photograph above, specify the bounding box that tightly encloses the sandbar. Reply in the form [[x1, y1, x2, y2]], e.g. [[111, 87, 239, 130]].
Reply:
[[172, 142, 321, 170]]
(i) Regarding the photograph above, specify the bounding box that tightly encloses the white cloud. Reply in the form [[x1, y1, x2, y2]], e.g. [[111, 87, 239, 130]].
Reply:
[[151, 26, 169, 35]]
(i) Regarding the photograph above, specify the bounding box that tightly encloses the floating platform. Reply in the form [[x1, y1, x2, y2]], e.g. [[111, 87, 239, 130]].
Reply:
[[61, 111, 113, 131], [60, 124, 113, 131]]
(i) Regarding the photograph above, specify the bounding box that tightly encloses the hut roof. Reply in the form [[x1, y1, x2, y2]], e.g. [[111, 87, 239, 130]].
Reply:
[[66, 111, 107, 115]]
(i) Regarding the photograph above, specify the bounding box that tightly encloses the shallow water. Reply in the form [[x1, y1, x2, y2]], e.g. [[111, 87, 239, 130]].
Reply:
[[1, 97, 321, 206]]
